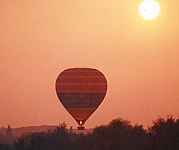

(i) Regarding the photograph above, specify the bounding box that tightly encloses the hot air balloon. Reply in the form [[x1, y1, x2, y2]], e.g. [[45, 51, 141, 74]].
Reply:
[[55, 68, 107, 130]]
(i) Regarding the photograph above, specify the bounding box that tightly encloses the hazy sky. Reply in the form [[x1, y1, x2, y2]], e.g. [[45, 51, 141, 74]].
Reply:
[[1, 0, 179, 128]]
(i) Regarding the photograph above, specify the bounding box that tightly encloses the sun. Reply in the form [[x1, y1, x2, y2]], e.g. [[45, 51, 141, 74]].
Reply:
[[138, 0, 160, 20]]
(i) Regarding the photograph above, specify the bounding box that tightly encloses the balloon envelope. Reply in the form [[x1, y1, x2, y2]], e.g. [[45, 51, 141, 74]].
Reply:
[[55, 68, 107, 127]]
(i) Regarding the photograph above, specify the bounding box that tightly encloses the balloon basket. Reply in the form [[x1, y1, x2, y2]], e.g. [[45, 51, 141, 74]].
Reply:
[[78, 126, 85, 130]]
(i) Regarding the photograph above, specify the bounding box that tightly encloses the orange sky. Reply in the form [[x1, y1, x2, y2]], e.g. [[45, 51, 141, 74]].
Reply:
[[1, 0, 179, 128]]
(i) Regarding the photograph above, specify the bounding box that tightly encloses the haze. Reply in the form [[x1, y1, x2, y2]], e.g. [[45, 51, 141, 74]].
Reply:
[[1, 0, 179, 128]]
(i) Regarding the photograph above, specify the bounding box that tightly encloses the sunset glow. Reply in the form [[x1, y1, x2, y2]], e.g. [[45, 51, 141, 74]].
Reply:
[[0, 0, 179, 129], [139, 0, 160, 20]]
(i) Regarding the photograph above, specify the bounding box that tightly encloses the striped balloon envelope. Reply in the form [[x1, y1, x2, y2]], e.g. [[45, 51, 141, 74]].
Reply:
[[55, 68, 107, 129]]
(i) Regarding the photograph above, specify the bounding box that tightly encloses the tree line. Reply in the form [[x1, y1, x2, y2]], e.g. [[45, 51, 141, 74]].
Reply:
[[0, 116, 179, 150]]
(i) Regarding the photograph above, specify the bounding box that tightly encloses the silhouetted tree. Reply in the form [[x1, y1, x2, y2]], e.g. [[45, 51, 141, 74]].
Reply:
[[6, 116, 179, 150], [149, 116, 179, 150], [92, 118, 148, 150]]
